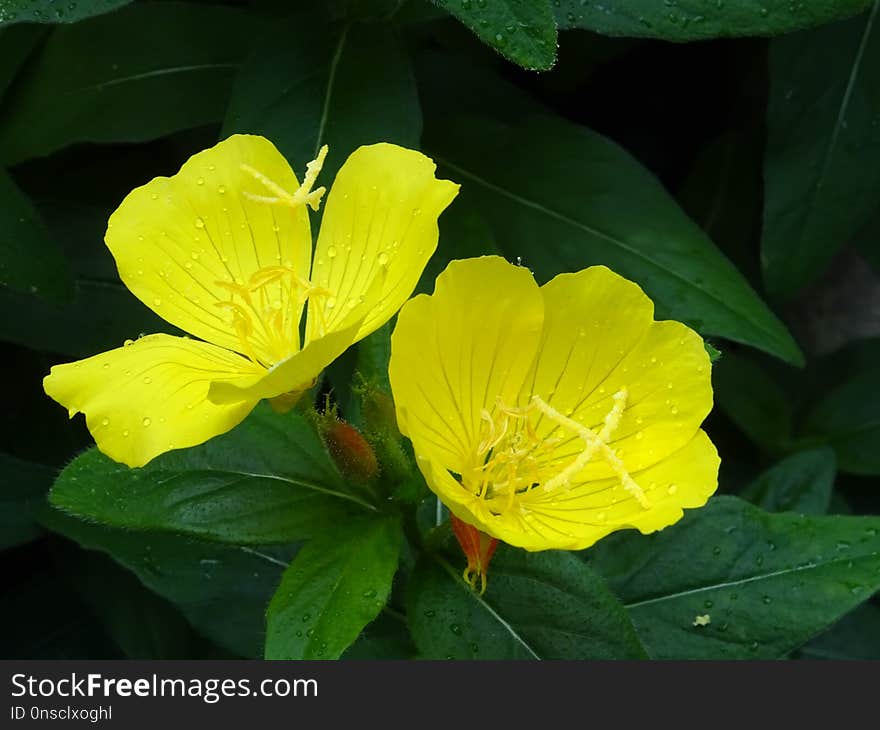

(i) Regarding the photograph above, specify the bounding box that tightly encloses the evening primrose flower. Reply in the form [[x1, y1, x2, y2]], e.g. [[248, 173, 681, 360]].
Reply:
[[389, 256, 719, 582], [44, 135, 458, 467]]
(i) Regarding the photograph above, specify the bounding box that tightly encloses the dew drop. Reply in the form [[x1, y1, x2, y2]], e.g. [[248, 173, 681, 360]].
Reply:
[[101, 417, 110, 427], [667, 484, 678, 495], [378, 251, 390, 267], [153, 297, 162, 306], [142, 417, 152, 427], [195, 217, 205, 229], [143, 376, 152, 384], [196, 177, 205, 186], [327, 245, 338, 258], [218, 185, 226, 194], [122, 429, 130, 438]]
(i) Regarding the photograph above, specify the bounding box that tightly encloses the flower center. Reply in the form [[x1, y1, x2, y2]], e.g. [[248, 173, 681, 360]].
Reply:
[[218, 145, 335, 366], [214, 267, 331, 367], [464, 389, 650, 513]]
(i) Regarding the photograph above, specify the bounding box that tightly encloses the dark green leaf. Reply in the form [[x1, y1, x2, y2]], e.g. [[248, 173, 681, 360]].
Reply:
[[0, 3, 263, 164], [0, 452, 53, 549], [762, 3, 880, 298], [341, 611, 416, 659], [0, 24, 45, 99], [50, 404, 373, 544], [224, 16, 421, 181], [265, 516, 401, 659], [407, 547, 647, 659], [0, 566, 119, 659], [426, 113, 803, 365], [0, 0, 132, 27], [740, 448, 837, 515], [59, 547, 217, 659], [0, 279, 171, 357], [554, 0, 872, 40], [38, 504, 294, 657], [852, 205, 880, 273], [713, 351, 794, 453], [584, 496, 880, 659], [796, 603, 880, 659], [433, 0, 557, 71], [0, 168, 71, 301], [416, 201, 501, 295], [802, 370, 880, 475]]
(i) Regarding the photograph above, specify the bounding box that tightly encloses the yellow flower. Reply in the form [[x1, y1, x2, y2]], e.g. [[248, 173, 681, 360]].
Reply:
[[389, 256, 719, 554], [44, 135, 459, 467]]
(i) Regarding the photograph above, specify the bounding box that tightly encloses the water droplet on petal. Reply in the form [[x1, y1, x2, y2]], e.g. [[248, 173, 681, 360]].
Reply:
[[142, 417, 151, 427]]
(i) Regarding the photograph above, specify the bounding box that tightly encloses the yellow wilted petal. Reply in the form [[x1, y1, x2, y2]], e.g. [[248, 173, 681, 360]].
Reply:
[[43, 334, 265, 467], [306, 143, 459, 344], [529, 267, 713, 482], [389, 256, 543, 473], [106, 134, 312, 363]]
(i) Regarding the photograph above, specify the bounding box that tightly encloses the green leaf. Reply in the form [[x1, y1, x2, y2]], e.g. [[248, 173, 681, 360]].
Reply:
[[50, 404, 373, 544], [0, 0, 132, 27], [58, 547, 219, 659], [341, 611, 416, 659], [426, 113, 803, 365], [802, 370, 880, 475], [1, 567, 120, 659], [0, 279, 172, 357], [265, 516, 402, 659], [0, 452, 54, 550], [583, 496, 880, 659], [796, 603, 880, 659], [554, 0, 872, 40], [713, 351, 794, 453], [762, 3, 880, 298], [224, 15, 421, 182], [0, 169, 71, 301], [38, 504, 294, 657], [407, 547, 647, 659], [432, 0, 557, 71], [0, 24, 46, 100], [740, 448, 837, 515], [0, 2, 263, 164], [853, 205, 880, 273]]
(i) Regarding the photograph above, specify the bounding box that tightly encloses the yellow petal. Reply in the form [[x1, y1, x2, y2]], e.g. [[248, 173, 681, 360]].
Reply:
[[528, 266, 713, 482], [43, 334, 265, 467], [106, 134, 312, 363], [306, 143, 459, 344], [509, 430, 720, 551], [389, 256, 543, 472]]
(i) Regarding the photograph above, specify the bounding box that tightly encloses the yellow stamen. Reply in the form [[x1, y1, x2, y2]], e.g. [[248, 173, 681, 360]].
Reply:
[[240, 144, 328, 212], [467, 388, 651, 511]]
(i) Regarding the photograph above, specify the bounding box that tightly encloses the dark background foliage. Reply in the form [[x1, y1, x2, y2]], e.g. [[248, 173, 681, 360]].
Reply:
[[1, 0, 878, 660]]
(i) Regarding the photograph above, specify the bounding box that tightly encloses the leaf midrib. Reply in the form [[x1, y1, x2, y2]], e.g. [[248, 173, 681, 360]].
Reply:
[[62, 63, 239, 97], [623, 552, 880, 610]]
